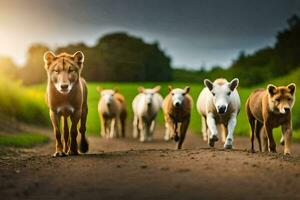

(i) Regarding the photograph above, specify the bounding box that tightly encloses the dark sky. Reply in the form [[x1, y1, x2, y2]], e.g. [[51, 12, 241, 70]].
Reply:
[[0, 0, 299, 69]]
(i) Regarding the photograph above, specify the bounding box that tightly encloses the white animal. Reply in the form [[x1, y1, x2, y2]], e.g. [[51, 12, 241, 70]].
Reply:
[[132, 86, 163, 142], [196, 78, 241, 149]]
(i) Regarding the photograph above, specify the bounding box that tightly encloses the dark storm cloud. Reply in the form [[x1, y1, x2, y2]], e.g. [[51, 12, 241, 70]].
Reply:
[[1, 0, 299, 68]]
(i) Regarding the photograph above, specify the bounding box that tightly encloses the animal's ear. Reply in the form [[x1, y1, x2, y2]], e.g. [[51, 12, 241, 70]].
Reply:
[[138, 87, 145, 93], [204, 79, 213, 91], [153, 85, 161, 93], [43, 51, 56, 69], [114, 87, 119, 94], [287, 83, 296, 95], [168, 86, 173, 93], [96, 86, 103, 93], [184, 86, 190, 94], [229, 78, 239, 91], [73, 51, 84, 66], [267, 84, 277, 96]]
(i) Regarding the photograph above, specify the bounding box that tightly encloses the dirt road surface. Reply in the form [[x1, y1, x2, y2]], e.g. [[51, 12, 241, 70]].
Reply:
[[1, 128, 300, 200]]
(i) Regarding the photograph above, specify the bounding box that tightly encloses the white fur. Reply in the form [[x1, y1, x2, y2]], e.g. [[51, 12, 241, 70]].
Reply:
[[132, 89, 163, 142], [197, 79, 240, 148]]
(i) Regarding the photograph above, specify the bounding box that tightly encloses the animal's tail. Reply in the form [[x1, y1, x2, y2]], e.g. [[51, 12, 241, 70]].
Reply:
[[120, 109, 127, 137], [80, 134, 89, 153]]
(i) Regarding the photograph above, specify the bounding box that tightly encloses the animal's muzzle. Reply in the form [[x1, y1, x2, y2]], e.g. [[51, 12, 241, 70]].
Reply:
[[284, 107, 290, 113], [175, 102, 181, 108], [60, 84, 69, 90], [217, 105, 227, 114]]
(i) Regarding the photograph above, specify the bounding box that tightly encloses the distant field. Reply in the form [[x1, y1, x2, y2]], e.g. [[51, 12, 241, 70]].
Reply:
[[31, 82, 300, 142]]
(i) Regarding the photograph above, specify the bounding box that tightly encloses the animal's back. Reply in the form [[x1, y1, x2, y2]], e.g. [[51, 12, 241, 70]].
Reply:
[[246, 88, 265, 122], [197, 87, 211, 116]]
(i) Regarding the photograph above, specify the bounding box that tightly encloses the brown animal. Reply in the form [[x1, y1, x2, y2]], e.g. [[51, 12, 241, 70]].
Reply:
[[163, 86, 193, 149], [97, 88, 127, 138], [246, 83, 296, 155], [44, 51, 89, 157]]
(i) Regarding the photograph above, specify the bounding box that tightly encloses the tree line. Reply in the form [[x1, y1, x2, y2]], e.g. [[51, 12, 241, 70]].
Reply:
[[2, 32, 172, 85]]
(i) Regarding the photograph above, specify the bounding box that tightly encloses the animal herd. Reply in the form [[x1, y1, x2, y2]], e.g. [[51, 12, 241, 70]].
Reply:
[[43, 51, 296, 157]]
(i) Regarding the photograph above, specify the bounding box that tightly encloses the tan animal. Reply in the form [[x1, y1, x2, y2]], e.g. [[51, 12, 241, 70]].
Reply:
[[246, 83, 296, 155], [163, 86, 192, 149], [44, 51, 89, 157], [97, 88, 127, 138]]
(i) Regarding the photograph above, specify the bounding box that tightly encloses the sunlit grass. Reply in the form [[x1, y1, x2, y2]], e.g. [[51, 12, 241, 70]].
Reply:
[[0, 133, 49, 148]]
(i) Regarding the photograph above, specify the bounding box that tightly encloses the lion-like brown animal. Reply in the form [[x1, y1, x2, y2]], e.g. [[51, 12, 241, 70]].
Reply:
[[44, 51, 89, 157], [246, 83, 296, 155]]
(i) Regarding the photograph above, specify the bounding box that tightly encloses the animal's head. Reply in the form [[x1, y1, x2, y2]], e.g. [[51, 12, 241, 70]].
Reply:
[[168, 86, 190, 108], [97, 87, 118, 107], [204, 78, 239, 114], [43, 51, 84, 95], [138, 86, 161, 106], [267, 83, 296, 114]]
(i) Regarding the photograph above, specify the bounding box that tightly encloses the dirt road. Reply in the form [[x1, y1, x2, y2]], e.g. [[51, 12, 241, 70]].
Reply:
[[1, 128, 300, 200]]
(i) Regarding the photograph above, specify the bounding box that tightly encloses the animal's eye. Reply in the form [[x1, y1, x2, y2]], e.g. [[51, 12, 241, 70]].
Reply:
[[53, 69, 59, 73], [212, 92, 215, 96], [227, 92, 231, 96], [275, 98, 280, 102], [288, 98, 292, 101], [69, 68, 75, 72], [171, 93, 174, 96]]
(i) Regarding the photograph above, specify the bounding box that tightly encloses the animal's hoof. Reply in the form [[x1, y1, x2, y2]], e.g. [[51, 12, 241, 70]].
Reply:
[[224, 138, 233, 149], [67, 150, 79, 156], [140, 138, 146, 142], [147, 137, 153, 142], [249, 149, 255, 153], [284, 150, 291, 156], [209, 135, 218, 147], [174, 135, 180, 142], [52, 151, 66, 157]]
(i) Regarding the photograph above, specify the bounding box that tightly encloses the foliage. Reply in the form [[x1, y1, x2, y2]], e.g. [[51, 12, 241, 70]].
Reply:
[[0, 133, 49, 148], [0, 73, 49, 125], [17, 33, 172, 84]]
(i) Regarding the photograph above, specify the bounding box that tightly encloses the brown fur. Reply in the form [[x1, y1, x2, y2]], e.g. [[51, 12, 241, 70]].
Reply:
[[163, 87, 193, 149], [246, 84, 296, 155], [44, 51, 89, 157]]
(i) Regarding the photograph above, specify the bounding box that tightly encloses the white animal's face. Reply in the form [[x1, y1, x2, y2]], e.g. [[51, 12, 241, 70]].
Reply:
[[138, 86, 161, 106], [143, 89, 155, 106], [169, 86, 190, 108], [204, 78, 239, 114], [100, 89, 116, 107]]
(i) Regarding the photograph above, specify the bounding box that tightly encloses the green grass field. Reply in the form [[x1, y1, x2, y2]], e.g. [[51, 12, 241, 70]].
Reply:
[[31, 81, 300, 143], [0, 132, 49, 148]]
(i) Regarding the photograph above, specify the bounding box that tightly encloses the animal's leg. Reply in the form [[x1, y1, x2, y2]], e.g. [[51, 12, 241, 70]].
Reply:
[[145, 120, 151, 141], [79, 104, 89, 153], [148, 120, 156, 141], [248, 117, 256, 153], [255, 121, 263, 152], [62, 116, 69, 154], [218, 124, 227, 143], [224, 114, 237, 149], [206, 113, 219, 147], [109, 118, 116, 139], [264, 124, 276, 153], [100, 114, 106, 137], [69, 111, 81, 155], [261, 129, 268, 152], [177, 118, 190, 149], [104, 119, 110, 139], [282, 121, 292, 155], [50, 111, 65, 157], [201, 116, 208, 142], [133, 115, 139, 139], [114, 116, 120, 138], [164, 123, 171, 141], [138, 117, 146, 142]]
